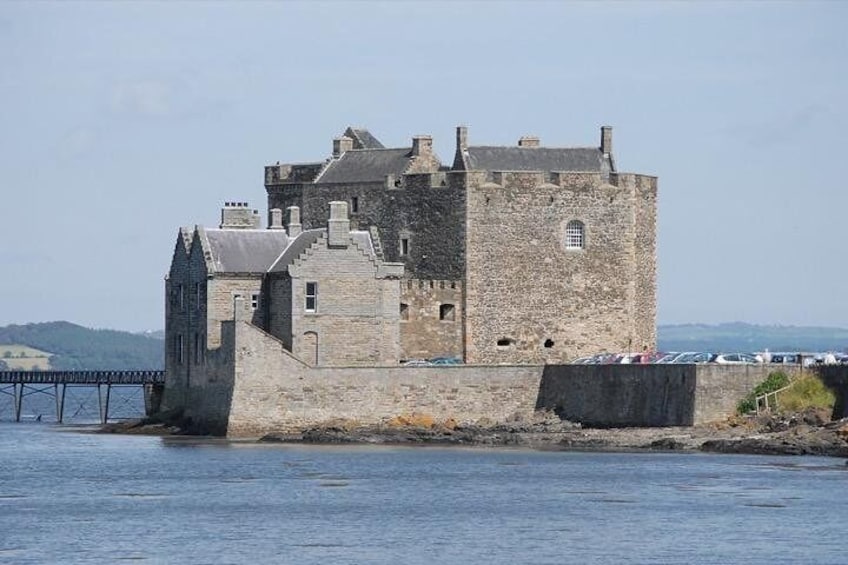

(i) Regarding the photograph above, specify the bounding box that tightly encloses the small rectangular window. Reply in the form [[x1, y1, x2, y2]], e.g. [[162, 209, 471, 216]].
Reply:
[[251, 293, 260, 310], [400, 303, 409, 321], [439, 303, 456, 321], [351, 196, 359, 213], [178, 284, 185, 311], [305, 282, 317, 312], [400, 237, 409, 256]]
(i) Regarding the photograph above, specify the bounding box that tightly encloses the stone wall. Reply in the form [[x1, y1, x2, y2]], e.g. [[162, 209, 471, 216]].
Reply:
[[222, 320, 542, 437], [267, 174, 467, 281], [538, 364, 698, 427], [174, 321, 848, 437], [463, 171, 649, 364], [400, 279, 463, 361], [283, 233, 401, 366]]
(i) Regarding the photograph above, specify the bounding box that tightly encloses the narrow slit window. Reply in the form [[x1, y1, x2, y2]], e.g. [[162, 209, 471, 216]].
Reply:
[[195, 283, 202, 311], [400, 303, 409, 321], [176, 334, 184, 364], [351, 196, 359, 213], [305, 282, 317, 312], [400, 237, 410, 256]]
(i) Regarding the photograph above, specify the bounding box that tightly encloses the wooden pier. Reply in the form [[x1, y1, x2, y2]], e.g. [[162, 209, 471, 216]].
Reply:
[[0, 370, 165, 424]]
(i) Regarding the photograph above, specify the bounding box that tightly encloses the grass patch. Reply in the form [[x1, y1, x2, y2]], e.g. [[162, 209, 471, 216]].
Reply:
[[778, 375, 835, 413], [737, 371, 790, 415]]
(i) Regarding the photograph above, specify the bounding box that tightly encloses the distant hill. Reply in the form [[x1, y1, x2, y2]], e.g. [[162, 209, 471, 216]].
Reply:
[[0, 322, 163, 370], [658, 322, 848, 353]]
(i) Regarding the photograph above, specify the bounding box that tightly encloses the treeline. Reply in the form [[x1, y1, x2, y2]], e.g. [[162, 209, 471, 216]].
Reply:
[[0, 321, 164, 370]]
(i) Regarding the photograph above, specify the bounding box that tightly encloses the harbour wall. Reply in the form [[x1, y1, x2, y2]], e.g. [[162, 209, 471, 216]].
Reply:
[[169, 321, 848, 437]]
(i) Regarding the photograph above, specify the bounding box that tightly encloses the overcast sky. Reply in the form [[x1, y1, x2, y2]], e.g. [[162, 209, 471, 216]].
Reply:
[[1, 1, 845, 332]]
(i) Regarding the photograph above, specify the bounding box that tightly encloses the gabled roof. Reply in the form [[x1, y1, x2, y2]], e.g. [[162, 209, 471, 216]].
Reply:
[[344, 127, 385, 149], [316, 148, 412, 184], [268, 229, 324, 273], [463, 146, 610, 173], [268, 229, 377, 274], [201, 229, 289, 274]]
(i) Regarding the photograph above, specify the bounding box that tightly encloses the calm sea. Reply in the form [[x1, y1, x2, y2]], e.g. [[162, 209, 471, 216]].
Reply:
[[0, 423, 845, 565]]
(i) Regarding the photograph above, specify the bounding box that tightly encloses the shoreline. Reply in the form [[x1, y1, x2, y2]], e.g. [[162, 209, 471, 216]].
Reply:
[[98, 409, 848, 459]]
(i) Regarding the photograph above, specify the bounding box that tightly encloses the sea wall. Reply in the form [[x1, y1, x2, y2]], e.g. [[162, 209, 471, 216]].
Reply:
[[176, 321, 848, 437], [224, 320, 543, 437]]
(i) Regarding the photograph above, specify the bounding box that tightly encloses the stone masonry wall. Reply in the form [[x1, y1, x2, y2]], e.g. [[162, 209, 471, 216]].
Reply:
[[400, 279, 463, 361], [267, 173, 466, 281], [178, 322, 848, 437], [288, 234, 400, 366], [223, 320, 542, 437], [614, 173, 658, 351], [463, 171, 642, 364]]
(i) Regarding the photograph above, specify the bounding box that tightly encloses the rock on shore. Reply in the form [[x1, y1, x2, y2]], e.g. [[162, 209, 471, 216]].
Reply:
[[259, 409, 848, 458]]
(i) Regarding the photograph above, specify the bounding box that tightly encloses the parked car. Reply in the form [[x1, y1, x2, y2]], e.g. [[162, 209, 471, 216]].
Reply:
[[429, 356, 462, 365], [670, 352, 716, 364], [713, 353, 762, 365]]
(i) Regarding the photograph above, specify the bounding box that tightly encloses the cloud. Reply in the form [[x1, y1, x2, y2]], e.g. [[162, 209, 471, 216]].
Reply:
[[112, 80, 172, 117]]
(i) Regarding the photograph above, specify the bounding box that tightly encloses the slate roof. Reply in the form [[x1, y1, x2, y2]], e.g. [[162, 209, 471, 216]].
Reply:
[[344, 127, 385, 149], [268, 229, 376, 274], [316, 148, 412, 184], [463, 146, 611, 173], [202, 229, 289, 274]]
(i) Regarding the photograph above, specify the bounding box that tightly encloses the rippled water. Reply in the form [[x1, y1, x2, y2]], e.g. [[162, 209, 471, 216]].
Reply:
[[0, 423, 845, 564]]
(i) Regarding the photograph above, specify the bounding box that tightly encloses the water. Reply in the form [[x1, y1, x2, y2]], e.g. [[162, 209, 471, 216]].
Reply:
[[0, 424, 845, 564]]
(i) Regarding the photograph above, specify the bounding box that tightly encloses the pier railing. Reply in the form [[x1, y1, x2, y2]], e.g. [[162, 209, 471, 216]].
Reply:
[[0, 370, 165, 424]]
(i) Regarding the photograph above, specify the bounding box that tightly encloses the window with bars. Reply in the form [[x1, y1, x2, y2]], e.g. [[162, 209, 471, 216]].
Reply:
[[565, 220, 585, 250]]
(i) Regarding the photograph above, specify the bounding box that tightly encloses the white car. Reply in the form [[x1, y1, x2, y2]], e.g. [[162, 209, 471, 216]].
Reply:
[[713, 353, 762, 365]]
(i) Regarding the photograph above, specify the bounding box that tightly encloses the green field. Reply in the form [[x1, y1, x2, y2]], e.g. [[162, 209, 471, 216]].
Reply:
[[0, 344, 53, 370]]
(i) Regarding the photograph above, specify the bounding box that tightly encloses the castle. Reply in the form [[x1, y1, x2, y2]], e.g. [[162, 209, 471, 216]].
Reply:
[[166, 125, 657, 370], [164, 125, 656, 413]]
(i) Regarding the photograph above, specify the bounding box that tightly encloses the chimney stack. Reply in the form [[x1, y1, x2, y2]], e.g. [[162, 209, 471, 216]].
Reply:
[[286, 206, 302, 238], [456, 125, 468, 151], [327, 201, 350, 248], [268, 208, 284, 230], [518, 136, 540, 148], [411, 135, 433, 156], [333, 136, 354, 158], [220, 201, 261, 230], [601, 126, 613, 156]]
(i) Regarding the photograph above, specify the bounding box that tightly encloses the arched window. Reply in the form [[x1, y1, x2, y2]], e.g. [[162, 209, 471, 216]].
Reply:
[[565, 220, 585, 250]]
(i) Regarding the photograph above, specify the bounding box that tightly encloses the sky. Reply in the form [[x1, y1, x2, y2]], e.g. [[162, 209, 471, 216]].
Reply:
[[1, 1, 846, 332]]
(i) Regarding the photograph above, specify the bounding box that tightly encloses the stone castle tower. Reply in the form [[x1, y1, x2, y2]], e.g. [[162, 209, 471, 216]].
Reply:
[[264, 125, 657, 364]]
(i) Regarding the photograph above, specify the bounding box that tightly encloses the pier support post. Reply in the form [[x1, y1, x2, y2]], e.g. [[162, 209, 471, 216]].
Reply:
[[98, 384, 112, 424], [55, 384, 66, 423], [14, 384, 22, 422]]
